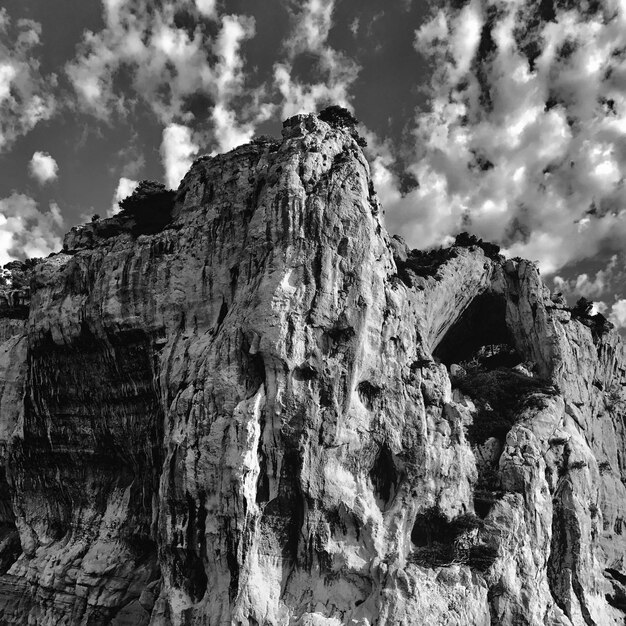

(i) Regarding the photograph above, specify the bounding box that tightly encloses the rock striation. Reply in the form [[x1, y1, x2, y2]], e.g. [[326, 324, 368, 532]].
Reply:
[[0, 113, 625, 625]]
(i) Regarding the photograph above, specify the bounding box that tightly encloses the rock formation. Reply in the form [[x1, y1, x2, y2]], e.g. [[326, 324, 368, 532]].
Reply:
[[0, 112, 625, 625]]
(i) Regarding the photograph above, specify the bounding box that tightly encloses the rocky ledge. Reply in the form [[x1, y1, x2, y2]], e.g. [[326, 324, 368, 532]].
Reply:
[[0, 112, 624, 625]]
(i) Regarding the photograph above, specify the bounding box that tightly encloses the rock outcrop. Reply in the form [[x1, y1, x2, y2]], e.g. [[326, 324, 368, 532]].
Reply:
[[0, 113, 625, 625]]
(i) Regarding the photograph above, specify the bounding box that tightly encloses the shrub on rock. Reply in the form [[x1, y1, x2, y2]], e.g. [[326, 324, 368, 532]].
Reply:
[[571, 296, 614, 338], [318, 105, 359, 129], [118, 180, 176, 236], [318, 105, 367, 147], [454, 232, 501, 259], [571, 297, 593, 317]]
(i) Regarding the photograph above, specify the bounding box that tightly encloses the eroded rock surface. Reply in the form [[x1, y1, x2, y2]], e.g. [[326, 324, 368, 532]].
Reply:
[[0, 113, 624, 625]]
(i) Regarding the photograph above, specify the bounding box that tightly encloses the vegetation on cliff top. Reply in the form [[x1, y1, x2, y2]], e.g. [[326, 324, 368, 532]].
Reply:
[[570, 296, 613, 338], [453, 232, 501, 259], [119, 180, 176, 216], [395, 232, 501, 288], [0, 259, 42, 290], [117, 180, 176, 236], [0, 259, 41, 318], [317, 105, 367, 147]]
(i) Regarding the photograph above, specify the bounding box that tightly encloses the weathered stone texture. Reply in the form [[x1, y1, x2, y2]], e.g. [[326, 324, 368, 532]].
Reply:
[[0, 113, 624, 624]]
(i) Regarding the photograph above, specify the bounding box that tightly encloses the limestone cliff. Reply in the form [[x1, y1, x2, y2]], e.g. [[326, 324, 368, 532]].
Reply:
[[0, 113, 625, 625]]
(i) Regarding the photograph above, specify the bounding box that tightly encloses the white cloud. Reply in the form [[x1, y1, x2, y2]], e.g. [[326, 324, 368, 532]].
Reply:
[[273, 0, 360, 118], [66, 2, 259, 155], [0, 193, 63, 265], [209, 14, 259, 152], [211, 104, 254, 154], [590, 301, 608, 316], [553, 254, 626, 306], [28, 151, 58, 184], [349, 17, 359, 37], [109, 177, 139, 216], [285, 0, 334, 53], [449, 1, 483, 80], [610, 299, 626, 329], [160, 123, 198, 189], [66, 5, 207, 122], [194, 0, 217, 19], [0, 12, 56, 152], [575, 256, 619, 298], [379, 0, 626, 274], [0, 63, 17, 102]]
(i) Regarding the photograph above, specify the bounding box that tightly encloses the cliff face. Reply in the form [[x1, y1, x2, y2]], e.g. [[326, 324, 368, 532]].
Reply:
[[0, 113, 625, 625]]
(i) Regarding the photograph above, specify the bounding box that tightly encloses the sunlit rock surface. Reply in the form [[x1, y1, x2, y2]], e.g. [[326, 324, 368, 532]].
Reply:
[[0, 114, 624, 625]]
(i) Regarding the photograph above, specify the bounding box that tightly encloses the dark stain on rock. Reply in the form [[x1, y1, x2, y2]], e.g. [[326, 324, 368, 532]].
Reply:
[[369, 444, 398, 505], [215, 300, 228, 330]]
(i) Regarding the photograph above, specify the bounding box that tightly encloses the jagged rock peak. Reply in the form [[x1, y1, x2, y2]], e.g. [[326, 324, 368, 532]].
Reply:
[[0, 113, 624, 625]]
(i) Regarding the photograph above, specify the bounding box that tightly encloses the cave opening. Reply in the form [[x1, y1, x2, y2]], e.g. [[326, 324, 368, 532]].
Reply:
[[433, 292, 520, 368], [432, 291, 525, 524], [411, 508, 452, 547], [410, 508, 498, 571]]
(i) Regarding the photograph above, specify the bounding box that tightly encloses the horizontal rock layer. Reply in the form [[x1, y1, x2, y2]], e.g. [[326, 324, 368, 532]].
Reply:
[[0, 114, 624, 625]]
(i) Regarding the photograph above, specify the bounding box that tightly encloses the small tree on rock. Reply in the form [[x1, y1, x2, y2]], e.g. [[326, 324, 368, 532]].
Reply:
[[318, 105, 359, 129], [318, 105, 367, 147], [118, 180, 176, 235], [454, 232, 500, 259], [119, 180, 176, 215], [1, 259, 41, 290], [572, 297, 593, 318], [3, 261, 27, 290]]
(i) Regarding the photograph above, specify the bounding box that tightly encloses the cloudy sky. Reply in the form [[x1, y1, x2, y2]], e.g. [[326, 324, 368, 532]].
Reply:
[[1, 0, 625, 330]]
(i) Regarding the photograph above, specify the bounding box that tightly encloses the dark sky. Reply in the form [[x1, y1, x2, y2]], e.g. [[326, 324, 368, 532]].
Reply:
[[1, 0, 625, 329]]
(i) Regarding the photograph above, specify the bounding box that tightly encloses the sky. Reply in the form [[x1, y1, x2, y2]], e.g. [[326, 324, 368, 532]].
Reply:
[[1, 0, 626, 331]]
